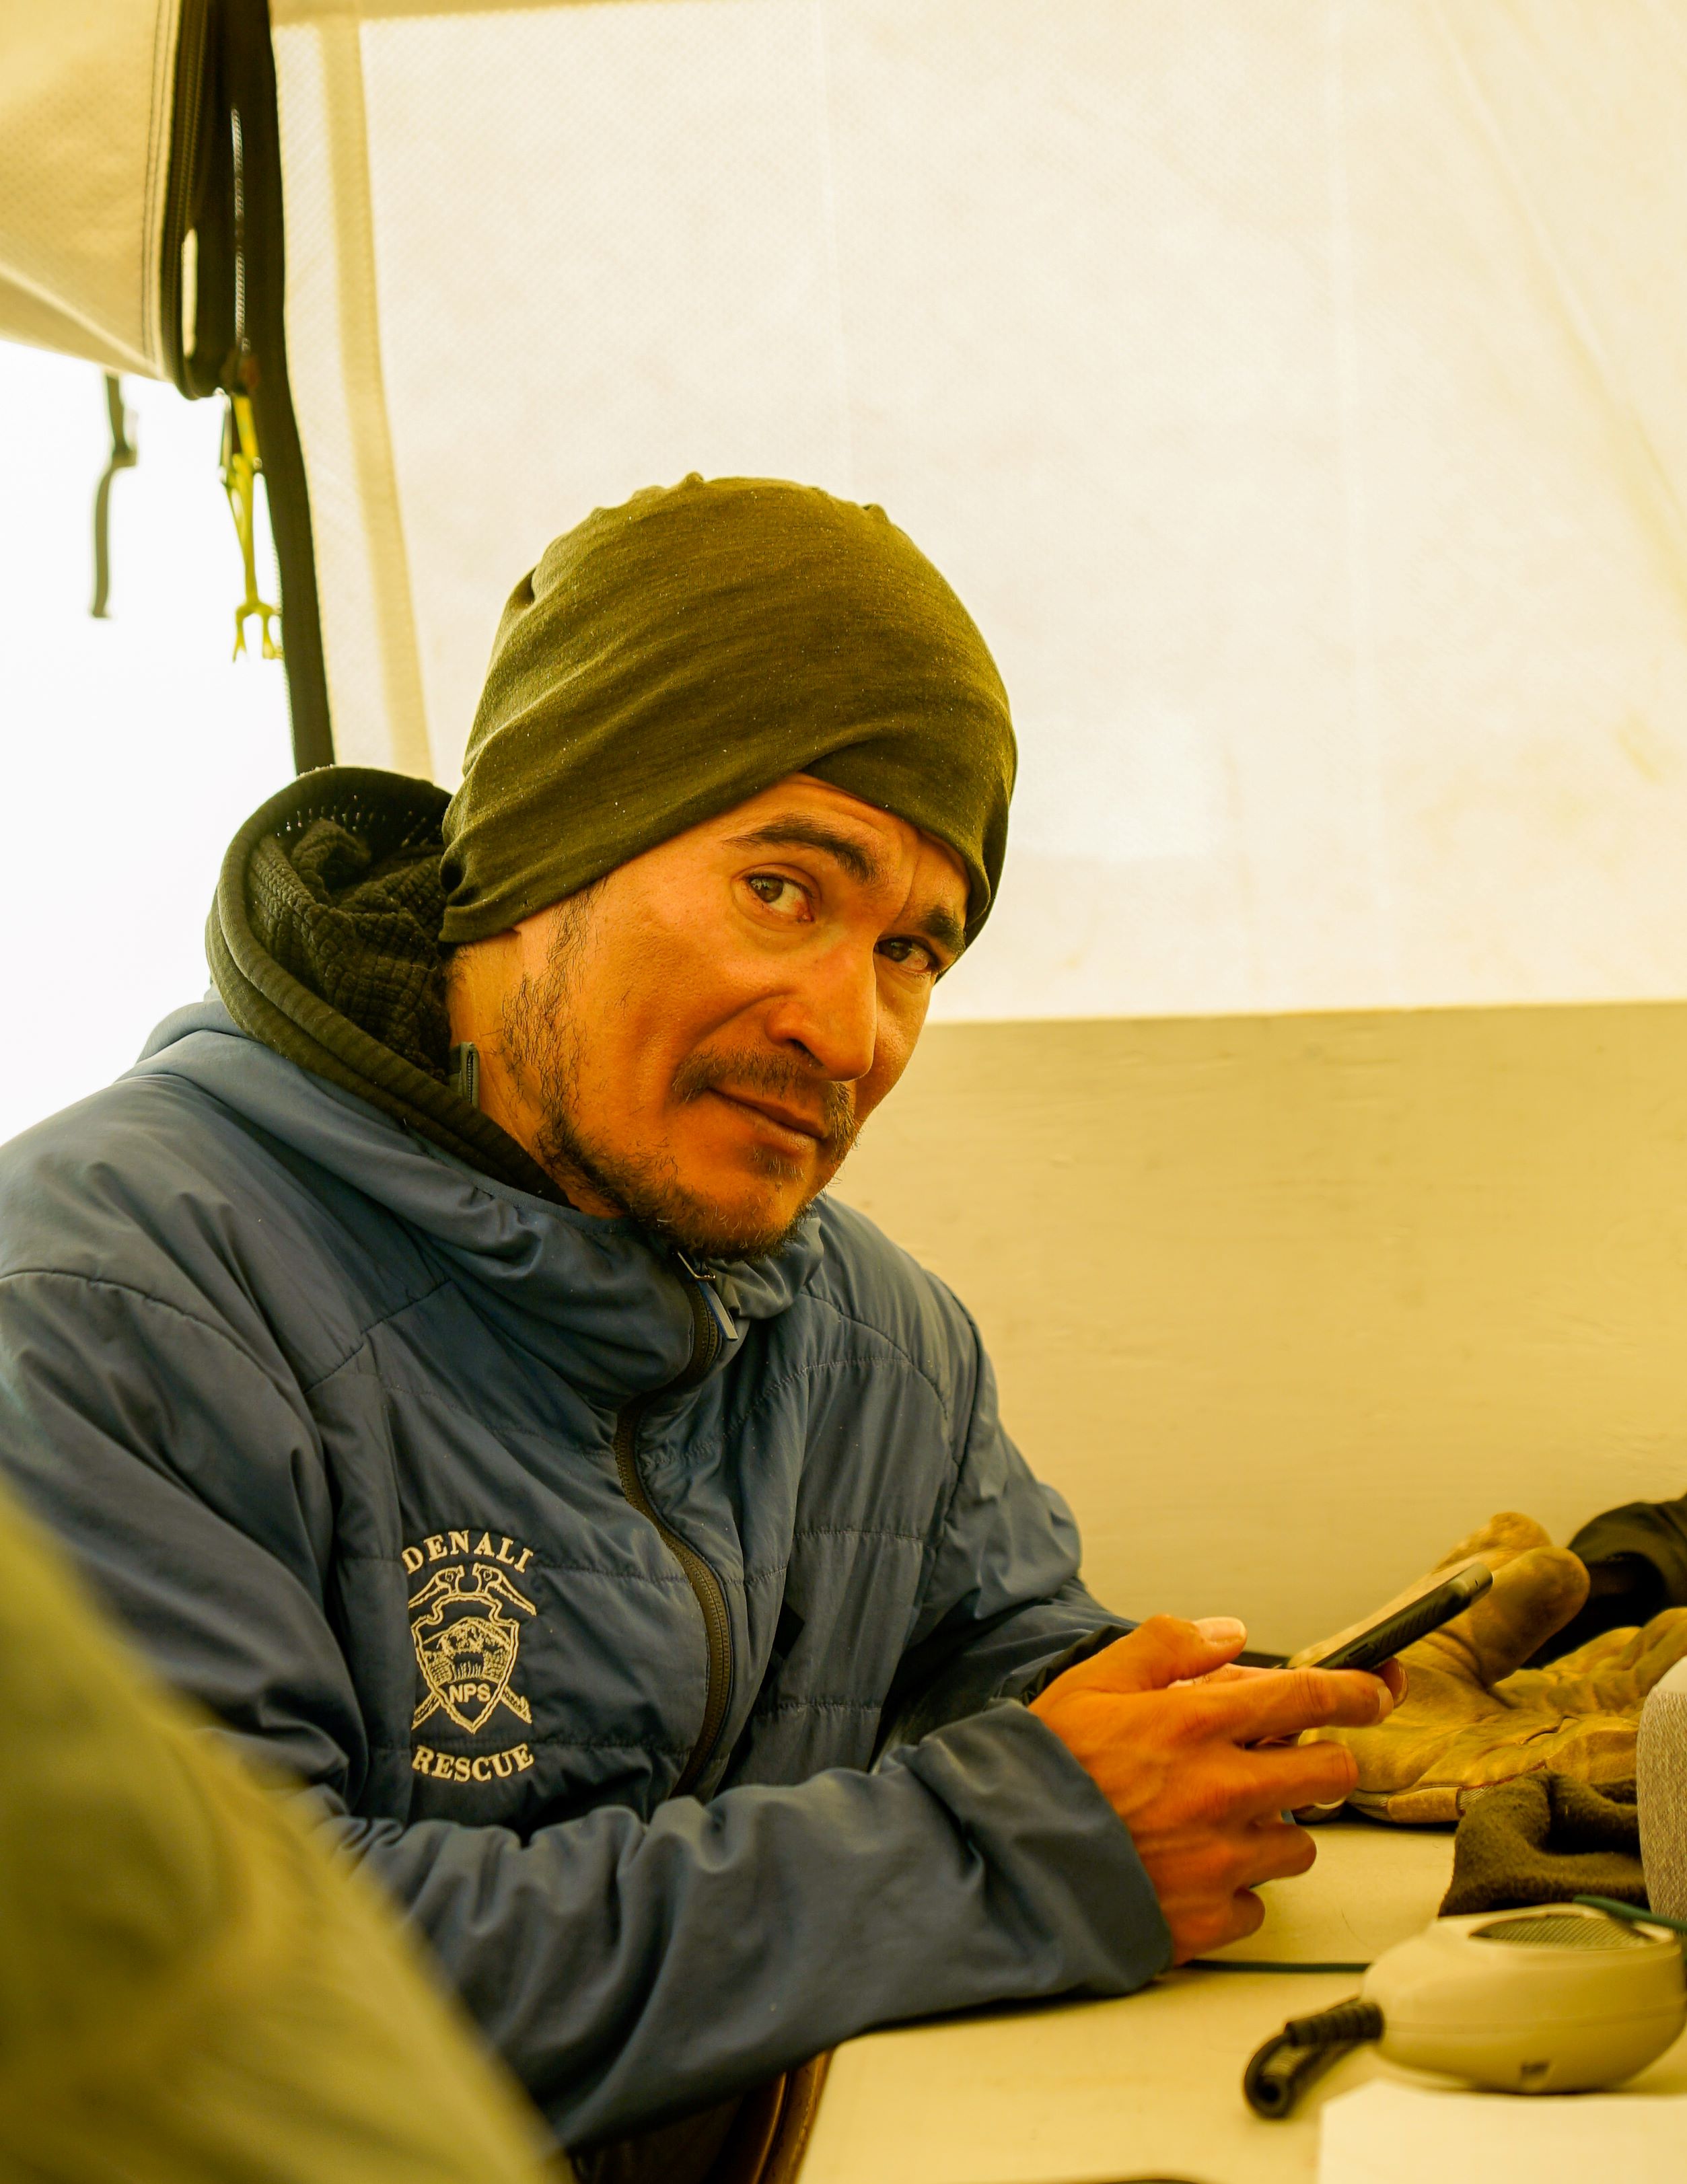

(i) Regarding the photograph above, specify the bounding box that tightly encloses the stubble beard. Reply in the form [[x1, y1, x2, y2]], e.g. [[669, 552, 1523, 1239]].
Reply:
[[498, 906, 861, 1262]]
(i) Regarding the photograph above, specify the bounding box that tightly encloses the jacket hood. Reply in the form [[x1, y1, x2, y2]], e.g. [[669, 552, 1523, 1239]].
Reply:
[[207, 766, 563, 1202]]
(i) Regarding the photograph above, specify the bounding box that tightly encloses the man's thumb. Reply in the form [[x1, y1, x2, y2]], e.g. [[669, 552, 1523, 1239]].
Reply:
[[1077, 1613, 1248, 1694]]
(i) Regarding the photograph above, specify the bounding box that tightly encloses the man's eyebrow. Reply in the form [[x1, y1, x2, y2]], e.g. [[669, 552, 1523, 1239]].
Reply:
[[727, 820, 884, 887], [917, 903, 966, 959], [728, 819, 966, 960]]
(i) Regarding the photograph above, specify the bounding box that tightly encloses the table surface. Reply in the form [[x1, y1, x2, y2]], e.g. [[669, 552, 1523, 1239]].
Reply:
[[799, 1817, 1687, 2184]]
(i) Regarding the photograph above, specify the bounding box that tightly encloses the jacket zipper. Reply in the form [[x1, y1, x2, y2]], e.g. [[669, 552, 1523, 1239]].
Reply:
[[610, 1262, 735, 1798]]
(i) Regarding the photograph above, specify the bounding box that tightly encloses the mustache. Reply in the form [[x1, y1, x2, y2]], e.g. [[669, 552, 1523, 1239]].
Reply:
[[672, 1048, 858, 1155]]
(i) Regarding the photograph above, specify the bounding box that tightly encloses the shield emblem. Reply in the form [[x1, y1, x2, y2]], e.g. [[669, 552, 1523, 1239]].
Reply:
[[410, 1562, 536, 1735]]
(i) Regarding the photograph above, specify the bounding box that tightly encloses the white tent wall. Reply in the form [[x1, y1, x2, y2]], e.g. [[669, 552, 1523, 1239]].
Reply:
[[0, 343, 295, 1146], [832, 1000, 1687, 1654], [273, 0, 1687, 1022]]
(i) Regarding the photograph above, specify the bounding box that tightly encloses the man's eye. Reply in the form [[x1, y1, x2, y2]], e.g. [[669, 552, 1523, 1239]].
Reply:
[[745, 873, 809, 916], [878, 937, 939, 974]]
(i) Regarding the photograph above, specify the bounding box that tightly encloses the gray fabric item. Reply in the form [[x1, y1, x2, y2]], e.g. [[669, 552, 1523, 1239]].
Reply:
[[1639, 1661, 1687, 1918], [0, 1001, 1163, 2148]]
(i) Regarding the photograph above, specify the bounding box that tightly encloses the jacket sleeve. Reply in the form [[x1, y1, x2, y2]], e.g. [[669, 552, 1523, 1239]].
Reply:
[[0, 1268, 1168, 2148], [880, 1291, 1137, 1749], [318, 1702, 1166, 2146]]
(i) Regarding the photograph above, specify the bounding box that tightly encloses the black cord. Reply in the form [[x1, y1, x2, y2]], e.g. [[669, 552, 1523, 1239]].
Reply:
[[1187, 1957, 1369, 1973], [1575, 1893, 1687, 1935], [90, 373, 137, 619], [1243, 1996, 1384, 2119]]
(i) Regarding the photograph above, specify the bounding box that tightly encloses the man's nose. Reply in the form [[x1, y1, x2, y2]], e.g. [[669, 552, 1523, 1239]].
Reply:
[[764, 941, 878, 1085]]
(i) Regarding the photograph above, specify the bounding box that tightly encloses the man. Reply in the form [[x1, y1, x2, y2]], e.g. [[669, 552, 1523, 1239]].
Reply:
[[0, 477, 1388, 2158]]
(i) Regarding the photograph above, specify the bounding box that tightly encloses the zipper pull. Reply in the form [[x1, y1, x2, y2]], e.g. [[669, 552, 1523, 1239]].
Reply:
[[221, 390, 282, 661], [447, 1042, 480, 1109], [674, 1252, 738, 1347]]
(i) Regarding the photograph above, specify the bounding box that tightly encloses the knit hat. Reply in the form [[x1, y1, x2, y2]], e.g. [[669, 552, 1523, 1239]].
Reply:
[[439, 475, 1015, 945]]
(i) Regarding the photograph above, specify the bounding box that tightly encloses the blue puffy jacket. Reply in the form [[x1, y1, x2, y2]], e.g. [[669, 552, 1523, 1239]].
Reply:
[[0, 997, 1168, 2144]]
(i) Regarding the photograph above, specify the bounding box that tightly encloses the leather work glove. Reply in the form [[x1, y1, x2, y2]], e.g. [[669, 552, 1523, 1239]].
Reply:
[[1293, 1513, 1687, 1823]]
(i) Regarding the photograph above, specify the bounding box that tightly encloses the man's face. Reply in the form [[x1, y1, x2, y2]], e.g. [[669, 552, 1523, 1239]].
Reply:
[[459, 774, 970, 1258]]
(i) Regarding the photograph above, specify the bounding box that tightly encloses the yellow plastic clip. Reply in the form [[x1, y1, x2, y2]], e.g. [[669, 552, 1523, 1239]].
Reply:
[[220, 392, 283, 661]]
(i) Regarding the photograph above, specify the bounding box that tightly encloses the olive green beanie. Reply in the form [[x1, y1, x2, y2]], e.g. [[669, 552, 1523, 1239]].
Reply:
[[439, 475, 1015, 945]]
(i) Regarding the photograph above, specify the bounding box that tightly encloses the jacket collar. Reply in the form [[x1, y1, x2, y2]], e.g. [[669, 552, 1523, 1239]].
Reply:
[[133, 1000, 822, 1404]]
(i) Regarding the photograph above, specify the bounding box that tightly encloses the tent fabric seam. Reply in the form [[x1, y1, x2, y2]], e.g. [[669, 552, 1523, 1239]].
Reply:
[[309, 15, 432, 773]]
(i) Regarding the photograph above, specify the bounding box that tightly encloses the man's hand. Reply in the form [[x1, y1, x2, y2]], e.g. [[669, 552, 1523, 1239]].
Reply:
[[1029, 1614, 1396, 1961]]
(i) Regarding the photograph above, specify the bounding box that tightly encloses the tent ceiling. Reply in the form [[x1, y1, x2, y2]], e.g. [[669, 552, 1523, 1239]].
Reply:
[[9, 1, 1687, 1022], [271, 0, 1687, 1021]]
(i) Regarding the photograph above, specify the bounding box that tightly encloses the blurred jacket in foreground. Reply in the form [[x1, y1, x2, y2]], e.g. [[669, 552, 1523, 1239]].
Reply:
[[0, 1480, 565, 2183]]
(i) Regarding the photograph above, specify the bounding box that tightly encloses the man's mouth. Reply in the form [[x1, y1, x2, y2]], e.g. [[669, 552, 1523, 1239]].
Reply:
[[673, 1049, 857, 1162], [709, 1088, 828, 1144]]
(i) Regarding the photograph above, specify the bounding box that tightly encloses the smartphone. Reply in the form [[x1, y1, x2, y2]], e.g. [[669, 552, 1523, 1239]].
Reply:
[[1297, 1555, 1493, 1673]]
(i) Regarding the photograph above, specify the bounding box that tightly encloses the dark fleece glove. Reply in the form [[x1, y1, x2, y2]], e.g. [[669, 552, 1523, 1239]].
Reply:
[[1529, 1494, 1687, 1663], [1441, 1774, 1644, 1916]]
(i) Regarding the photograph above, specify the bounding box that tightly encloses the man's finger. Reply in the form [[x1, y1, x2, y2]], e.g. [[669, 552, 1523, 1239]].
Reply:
[[1180, 1662, 1277, 1688], [1177, 1887, 1268, 1963], [1193, 1664, 1393, 1745], [1237, 1816, 1320, 1889], [1227, 1739, 1361, 1821], [1056, 1614, 1248, 1698]]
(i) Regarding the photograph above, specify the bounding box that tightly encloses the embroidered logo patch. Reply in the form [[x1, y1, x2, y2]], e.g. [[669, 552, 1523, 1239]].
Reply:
[[408, 1560, 536, 1736]]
